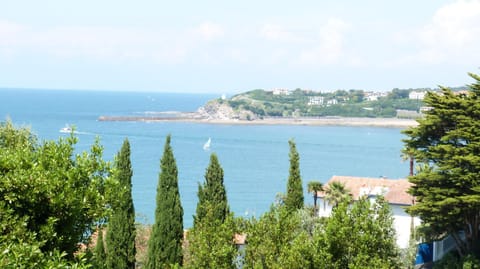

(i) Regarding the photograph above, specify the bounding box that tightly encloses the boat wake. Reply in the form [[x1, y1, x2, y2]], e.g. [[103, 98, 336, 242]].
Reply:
[[59, 125, 95, 136]]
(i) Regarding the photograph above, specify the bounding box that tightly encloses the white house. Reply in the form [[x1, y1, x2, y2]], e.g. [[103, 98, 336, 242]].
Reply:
[[317, 176, 421, 249], [365, 91, 388, 101], [272, 89, 291, 95], [409, 91, 426, 100], [308, 96, 324, 106], [326, 99, 338, 105]]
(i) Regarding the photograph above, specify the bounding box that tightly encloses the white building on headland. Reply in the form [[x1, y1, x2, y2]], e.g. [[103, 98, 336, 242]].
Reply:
[[326, 99, 338, 105], [317, 176, 420, 249], [409, 91, 426, 100], [308, 96, 324, 106], [364, 91, 388, 101], [272, 88, 291, 95]]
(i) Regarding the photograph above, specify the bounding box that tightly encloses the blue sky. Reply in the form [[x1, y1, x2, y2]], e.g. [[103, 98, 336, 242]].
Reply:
[[1, 0, 479, 93]]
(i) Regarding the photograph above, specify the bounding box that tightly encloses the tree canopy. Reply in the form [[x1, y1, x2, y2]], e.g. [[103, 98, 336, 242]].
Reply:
[[0, 120, 111, 266], [245, 206, 318, 269], [244, 196, 399, 269], [324, 181, 351, 208], [321, 196, 400, 268], [185, 207, 237, 269], [403, 72, 480, 257]]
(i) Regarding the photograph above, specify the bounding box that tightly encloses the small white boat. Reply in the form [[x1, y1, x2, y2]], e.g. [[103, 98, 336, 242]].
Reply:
[[59, 125, 73, 133], [203, 137, 211, 150]]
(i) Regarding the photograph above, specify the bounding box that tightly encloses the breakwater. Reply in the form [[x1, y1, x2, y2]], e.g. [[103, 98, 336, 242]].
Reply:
[[98, 115, 418, 127]]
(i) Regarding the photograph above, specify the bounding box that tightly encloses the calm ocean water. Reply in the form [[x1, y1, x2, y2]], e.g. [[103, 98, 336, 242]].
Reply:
[[1, 88, 409, 227]]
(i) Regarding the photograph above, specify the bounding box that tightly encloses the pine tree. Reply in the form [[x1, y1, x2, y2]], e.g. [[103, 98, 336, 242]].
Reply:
[[194, 153, 229, 226], [284, 139, 304, 212], [403, 73, 480, 257], [146, 135, 184, 268], [106, 139, 136, 269], [94, 227, 107, 269]]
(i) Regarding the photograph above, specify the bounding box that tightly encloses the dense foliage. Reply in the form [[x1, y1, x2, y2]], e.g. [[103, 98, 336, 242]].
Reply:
[[284, 140, 304, 212], [0, 120, 111, 267], [106, 139, 136, 269], [185, 207, 237, 269], [244, 206, 319, 269], [433, 252, 480, 269], [321, 197, 400, 268], [403, 73, 480, 257], [146, 135, 184, 268], [245, 196, 399, 269], [0, 120, 413, 268]]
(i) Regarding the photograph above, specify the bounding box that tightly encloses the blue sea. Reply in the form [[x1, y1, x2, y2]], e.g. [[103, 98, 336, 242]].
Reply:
[[0, 88, 410, 228]]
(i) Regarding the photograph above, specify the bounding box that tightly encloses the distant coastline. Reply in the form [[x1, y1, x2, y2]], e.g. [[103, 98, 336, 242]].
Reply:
[[98, 115, 418, 128]]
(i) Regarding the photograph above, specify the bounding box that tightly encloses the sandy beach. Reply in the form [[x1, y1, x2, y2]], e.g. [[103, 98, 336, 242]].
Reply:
[[98, 115, 418, 128], [196, 117, 418, 128]]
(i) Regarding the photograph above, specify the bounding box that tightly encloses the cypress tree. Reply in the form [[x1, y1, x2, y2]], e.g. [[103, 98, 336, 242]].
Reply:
[[146, 135, 184, 268], [186, 153, 235, 268], [194, 153, 229, 227], [94, 227, 106, 269], [106, 138, 136, 269], [284, 139, 304, 212]]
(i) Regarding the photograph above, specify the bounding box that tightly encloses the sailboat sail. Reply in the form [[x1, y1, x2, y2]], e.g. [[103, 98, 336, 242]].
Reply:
[[203, 138, 211, 150]]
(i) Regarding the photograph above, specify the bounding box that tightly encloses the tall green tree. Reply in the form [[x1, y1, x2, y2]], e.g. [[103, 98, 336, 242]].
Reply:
[[403, 73, 480, 257], [284, 139, 304, 212], [194, 153, 229, 226], [0, 120, 111, 258], [186, 153, 235, 268], [106, 139, 136, 269], [307, 181, 323, 214], [146, 135, 184, 268]]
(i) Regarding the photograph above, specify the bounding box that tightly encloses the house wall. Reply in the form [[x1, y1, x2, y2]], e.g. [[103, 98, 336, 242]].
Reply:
[[318, 198, 333, 217], [391, 204, 421, 249]]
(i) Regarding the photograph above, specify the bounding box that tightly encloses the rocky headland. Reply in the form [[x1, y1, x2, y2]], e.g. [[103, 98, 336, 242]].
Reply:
[[98, 98, 418, 128]]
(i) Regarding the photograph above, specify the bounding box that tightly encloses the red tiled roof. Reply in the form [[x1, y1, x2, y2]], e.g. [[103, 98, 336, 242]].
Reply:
[[319, 176, 414, 205]]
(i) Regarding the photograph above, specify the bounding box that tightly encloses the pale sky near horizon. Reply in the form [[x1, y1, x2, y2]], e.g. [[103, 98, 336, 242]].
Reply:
[[1, 0, 479, 93]]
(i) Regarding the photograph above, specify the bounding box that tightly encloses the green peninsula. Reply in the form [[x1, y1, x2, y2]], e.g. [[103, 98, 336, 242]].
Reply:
[[211, 88, 428, 119], [98, 86, 466, 127]]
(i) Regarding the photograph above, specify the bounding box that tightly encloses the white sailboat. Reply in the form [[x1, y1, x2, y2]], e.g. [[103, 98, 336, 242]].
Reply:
[[59, 124, 73, 133], [203, 137, 211, 151]]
